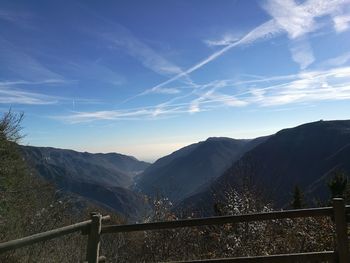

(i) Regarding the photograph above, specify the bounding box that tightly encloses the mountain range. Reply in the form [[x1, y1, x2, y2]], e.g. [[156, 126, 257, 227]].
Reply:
[[20, 119, 350, 219]]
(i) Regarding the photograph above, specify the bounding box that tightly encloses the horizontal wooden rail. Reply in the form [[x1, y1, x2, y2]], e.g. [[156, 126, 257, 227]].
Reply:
[[102, 207, 333, 234], [0, 215, 110, 254], [168, 251, 336, 263], [1, 202, 349, 261], [83, 255, 106, 263]]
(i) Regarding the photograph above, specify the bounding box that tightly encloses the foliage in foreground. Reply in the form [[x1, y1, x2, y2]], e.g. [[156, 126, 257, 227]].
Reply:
[[102, 188, 335, 263]]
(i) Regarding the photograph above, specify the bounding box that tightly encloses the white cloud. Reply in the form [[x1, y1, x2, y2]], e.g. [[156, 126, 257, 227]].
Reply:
[[262, 0, 349, 69], [263, 0, 315, 39], [249, 89, 266, 103], [100, 24, 184, 77], [322, 52, 350, 66], [0, 79, 68, 86], [247, 66, 350, 106], [204, 33, 240, 47], [189, 102, 200, 113], [143, 0, 350, 95], [0, 87, 58, 105], [194, 89, 248, 108], [0, 82, 98, 106], [260, 83, 350, 106], [58, 110, 145, 123], [290, 40, 315, 69], [189, 20, 281, 75], [90, 22, 203, 100], [263, 0, 348, 39], [333, 14, 350, 32], [57, 103, 191, 123], [52, 0, 350, 123], [148, 87, 181, 95], [144, 19, 282, 95], [0, 75, 66, 107], [56, 66, 350, 123]]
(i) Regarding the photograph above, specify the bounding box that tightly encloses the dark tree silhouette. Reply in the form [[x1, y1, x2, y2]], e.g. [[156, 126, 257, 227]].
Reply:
[[327, 171, 348, 199], [291, 185, 305, 209]]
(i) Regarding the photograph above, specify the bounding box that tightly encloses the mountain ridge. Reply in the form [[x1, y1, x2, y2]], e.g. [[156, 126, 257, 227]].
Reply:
[[179, 120, 350, 215], [20, 145, 150, 220], [136, 136, 268, 202]]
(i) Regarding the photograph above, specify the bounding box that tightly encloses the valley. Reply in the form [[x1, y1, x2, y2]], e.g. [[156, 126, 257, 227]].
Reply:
[[20, 119, 350, 220]]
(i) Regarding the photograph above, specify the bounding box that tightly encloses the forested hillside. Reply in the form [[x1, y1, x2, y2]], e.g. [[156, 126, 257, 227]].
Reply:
[[180, 120, 350, 214], [21, 146, 150, 219]]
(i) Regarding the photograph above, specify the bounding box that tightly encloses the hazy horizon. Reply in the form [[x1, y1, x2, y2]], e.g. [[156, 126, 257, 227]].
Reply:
[[21, 117, 349, 162], [1, 0, 350, 161]]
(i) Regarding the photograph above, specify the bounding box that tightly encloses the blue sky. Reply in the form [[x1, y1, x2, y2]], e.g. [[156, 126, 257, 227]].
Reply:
[[1, 0, 350, 161]]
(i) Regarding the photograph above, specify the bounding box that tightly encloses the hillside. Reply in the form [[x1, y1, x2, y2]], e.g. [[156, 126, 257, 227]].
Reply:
[[21, 146, 149, 188], [180, 120, 350, 214], [136, 136, 267, 202], [20, 146, 150, 219]]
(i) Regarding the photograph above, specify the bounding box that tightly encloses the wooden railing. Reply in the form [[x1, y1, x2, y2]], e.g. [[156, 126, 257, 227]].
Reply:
[[0, 198, 349, 262]]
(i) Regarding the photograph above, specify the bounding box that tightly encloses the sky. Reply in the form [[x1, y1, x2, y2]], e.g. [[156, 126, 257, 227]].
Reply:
[[1, 0, 350, 162]]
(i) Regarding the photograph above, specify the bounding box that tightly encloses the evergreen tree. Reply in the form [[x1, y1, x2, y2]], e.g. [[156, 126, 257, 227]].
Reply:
[[213, 202, 224, 216], [291, 185, 304, 209], [327, 171, 348, 199]]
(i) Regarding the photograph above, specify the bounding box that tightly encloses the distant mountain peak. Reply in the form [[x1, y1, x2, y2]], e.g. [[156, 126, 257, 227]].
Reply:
[[136, 136, 266, 203]]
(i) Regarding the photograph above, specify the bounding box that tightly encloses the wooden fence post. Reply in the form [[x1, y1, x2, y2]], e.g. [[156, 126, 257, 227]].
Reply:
[[86, 212, 102, 263], [333, 198, 349, 263]]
